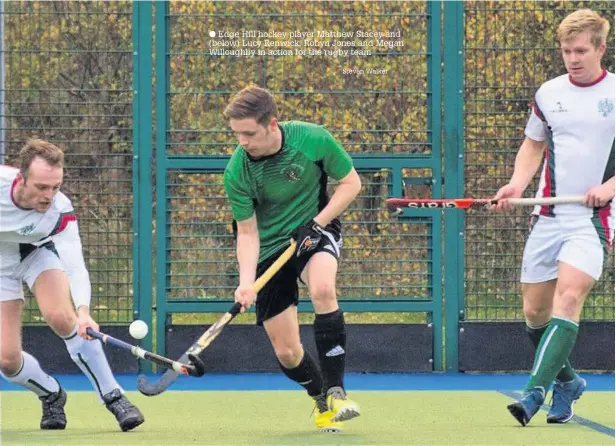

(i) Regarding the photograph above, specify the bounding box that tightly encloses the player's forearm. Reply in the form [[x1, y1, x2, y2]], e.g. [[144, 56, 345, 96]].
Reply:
[[314, 182, 361, 227], [53, 221, 92, 310], [508, 138, 545, 192], [77, 305, 91, 316], [69, 268, 92, 309], [61, 247, 92, 310], [236, 231, 259, 286], [314, 171, 362, 227]]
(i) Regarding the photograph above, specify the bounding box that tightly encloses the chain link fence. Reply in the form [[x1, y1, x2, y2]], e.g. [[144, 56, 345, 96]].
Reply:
[[463, 0, 615, 321], [2, 1, 135, 324], [160, 1, 438, 314]]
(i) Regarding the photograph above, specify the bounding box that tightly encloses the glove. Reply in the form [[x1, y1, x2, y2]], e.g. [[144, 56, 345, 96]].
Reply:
[[294, 220, 325, 257]]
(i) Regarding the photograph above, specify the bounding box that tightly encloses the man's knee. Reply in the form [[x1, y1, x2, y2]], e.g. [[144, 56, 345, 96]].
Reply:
[[552, 263, 595, 319], [273, 344, 303, 368], [521, 282, 555, 324], [32, 270, 76, 336], [310, 281, 337, 305], [0, 300, 25, 375], [0, 351, 22, 376], [522, 304, 551, 323], [554, 289, 586, 318], [263, 306, 302, 367], [45, 309, 77, 337]]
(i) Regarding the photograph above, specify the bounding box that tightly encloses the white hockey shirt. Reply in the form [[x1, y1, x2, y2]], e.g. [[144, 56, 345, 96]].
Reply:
[[0, 165, 91, 307], [525, 69, 615, 227]]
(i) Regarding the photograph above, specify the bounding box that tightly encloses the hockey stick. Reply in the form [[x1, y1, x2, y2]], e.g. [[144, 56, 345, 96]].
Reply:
[[86, 328, 205, 377], [137, 240, 297, 396], [387, 196, 584, 214]]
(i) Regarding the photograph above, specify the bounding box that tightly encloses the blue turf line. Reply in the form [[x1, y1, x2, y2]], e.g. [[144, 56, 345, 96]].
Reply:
[[1, 372, 613, 392], [499, 390, 615, 438]]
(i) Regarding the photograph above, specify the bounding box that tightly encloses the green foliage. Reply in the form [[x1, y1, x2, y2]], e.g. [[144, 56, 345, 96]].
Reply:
[[4, 1, 134, 323], [166, 1, 429, 156], [463, 1, 615, 320], [4, 1, 613, 325]]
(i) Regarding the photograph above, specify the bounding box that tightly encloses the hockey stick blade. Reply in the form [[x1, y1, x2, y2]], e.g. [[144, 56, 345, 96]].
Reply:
[[136, 241, 296, 396], [136, 303, 240, 396], [136, 353, 190, 396]]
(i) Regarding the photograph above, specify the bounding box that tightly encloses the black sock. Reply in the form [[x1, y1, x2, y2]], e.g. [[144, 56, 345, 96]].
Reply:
[[314, 309, 346, 390], [526, 322, 577, 382], [278, 349, 323, 397], [525, 322, 548, 347]]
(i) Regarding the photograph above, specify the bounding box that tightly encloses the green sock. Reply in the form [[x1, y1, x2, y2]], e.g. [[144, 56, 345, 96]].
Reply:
[[526, 322, 578, 383], [525, 317, 579, 392]]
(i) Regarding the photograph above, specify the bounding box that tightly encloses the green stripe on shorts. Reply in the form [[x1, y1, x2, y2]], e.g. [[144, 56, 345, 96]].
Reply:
[[591, 210, 610, 255]]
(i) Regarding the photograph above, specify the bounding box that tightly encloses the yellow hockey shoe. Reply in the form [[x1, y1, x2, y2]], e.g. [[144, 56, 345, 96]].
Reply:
[[313, 395, 343, 432], [327, 386, 361, 422]]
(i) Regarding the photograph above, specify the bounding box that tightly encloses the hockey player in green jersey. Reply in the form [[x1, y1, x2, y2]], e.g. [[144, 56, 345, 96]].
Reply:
[[223, 85, 362, 432]]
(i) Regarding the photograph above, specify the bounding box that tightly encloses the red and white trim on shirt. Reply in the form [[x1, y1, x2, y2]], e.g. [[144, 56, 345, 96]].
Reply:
[[569, 68, 608, 88]]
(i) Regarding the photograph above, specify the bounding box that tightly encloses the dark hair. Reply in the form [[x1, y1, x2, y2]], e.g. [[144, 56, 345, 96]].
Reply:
[[223, 85, 278, 126], [19, 139, 64, 180]]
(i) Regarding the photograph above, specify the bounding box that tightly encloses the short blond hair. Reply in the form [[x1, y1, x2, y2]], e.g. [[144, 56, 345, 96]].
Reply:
[[19, 139, 64, 180], [557, 9, 610, 48]]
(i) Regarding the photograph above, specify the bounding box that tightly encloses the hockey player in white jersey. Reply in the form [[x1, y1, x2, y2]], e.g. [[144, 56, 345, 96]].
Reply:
[[0, 139, 145, 431], [492, 9, 614, 426]]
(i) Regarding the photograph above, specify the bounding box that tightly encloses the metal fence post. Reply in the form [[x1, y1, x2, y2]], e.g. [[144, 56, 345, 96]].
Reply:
[[427, 0, 443, 371], [132, 1, 153, 369], [155, 0, 171, 360], [443, 0, 464, 372]]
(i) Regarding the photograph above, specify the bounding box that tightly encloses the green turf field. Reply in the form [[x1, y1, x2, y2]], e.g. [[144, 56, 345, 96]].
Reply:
[[1, 391, 613, 445]]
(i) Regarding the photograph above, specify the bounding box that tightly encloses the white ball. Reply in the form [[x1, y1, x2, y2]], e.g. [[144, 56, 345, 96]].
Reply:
[[129, 320, 148, 340]]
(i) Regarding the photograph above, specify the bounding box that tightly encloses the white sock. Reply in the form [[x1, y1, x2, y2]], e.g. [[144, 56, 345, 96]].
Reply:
[[0, 351, 60, 397], [63, 326, 122, 403]]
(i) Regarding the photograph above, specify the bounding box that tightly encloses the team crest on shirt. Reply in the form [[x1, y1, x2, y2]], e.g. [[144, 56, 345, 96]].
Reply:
[[282, 164, 304, 182], [17, 223, 35, 235], [598, 98, 614, 117]]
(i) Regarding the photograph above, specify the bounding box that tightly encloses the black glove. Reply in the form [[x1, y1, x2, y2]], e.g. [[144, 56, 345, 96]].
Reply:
[[294, 220, 325, 257]]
